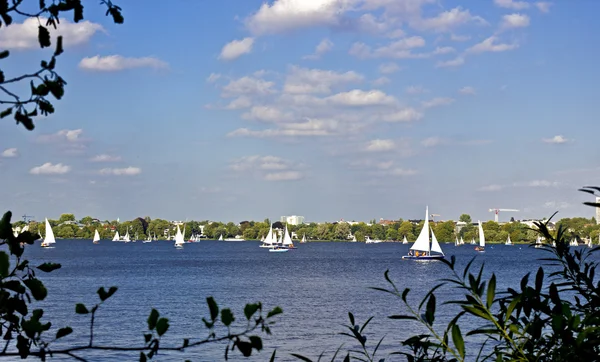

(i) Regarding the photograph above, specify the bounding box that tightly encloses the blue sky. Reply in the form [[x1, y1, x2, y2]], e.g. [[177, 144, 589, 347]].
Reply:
[[1, 0, 599, 223]]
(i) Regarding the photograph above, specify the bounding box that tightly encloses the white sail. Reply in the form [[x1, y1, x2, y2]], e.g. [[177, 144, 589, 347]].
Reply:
[[123, 230, 130, 242], [478, 221, 485, 247], [42, 218, 56, 246], [218, 234, 223, 241], [277, 231, 282, 244], [174, 225, 185, 247], [301, 234, 306, 243], [112, 231, 120, 241], [460, 237, 464, 245], [430, 228, 444, 255], [282, 225, 293, 246], [506, 235, 512, 245], [410, 207, 431, 252], [93, 230, 100, 243], [402, 236, 408, 244], [455, 236, 459, 246]]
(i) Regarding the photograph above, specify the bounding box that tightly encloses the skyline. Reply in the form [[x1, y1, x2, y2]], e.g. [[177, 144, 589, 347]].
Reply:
[[1, 0, 599, 223]]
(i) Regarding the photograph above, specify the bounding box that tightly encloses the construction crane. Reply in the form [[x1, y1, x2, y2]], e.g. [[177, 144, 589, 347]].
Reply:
[[22, 215, 34, 223], [488, 209, 519, 222], [430, 214, 441, 222]]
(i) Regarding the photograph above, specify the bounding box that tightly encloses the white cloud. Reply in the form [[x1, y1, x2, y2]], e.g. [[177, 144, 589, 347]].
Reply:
[[378, 62, 401, 74], [365, 139, 395, 152], [0, 17, 104, 50], [543, 135, 570, 144], [90, 154, 122, 162], [304, 38, 334, 59], [535, 2, 551, 13], [479, 179, 561, 191], [246, 0, 348, 35], [501, 13, 530, 29], [206, 73, 222, 83], [450, 34, 471, 42], [222, 76, 276, 97], [381, 108, 423, 122], [79, 55, 167, 72], [458, 86, 476, 95], [350, 36, 427, 59], [412, 7, 487, 32], [30, 162, 71, 175], [99, 167, 142, 176], [422, 97, 454, 108], [435, 56, 465, 68], [494, 0, 530, 10], [406, 85, 428, 94], [283, 66, 364, 94], [388, 168, 418, 176], [242, 106, 293, 123], [264, 171, 303, 181], [327, 89, 396, 106], [1, 148, 18, 158], [432, 46, 456, 55], [219, 37, 255, 61], [467, 36, 518, 53], [226, 96, 253, 109], [38, 129, 84, 143]]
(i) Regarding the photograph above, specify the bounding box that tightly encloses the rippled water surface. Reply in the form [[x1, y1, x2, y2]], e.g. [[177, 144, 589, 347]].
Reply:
[[19, 240, 597, 361]]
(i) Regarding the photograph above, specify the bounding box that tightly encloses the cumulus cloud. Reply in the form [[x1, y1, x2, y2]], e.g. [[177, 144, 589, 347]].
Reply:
[[242, 106, 293, 123], [219, 37, 255, 60], [435, 56, 465, 68], [98, 167, 142, 176], [1, 148, 18, 158], [467, 36, 518, 53], [365, 139, 395, 152], [500, 13, 530, 29], [304, 38, 334, 59], [535, 2, 551, 13], [0, 17, 103, 50], [411, 7, 487, 32], [30, 162, 71, 175], [380, 108, 423, 122], [90, 154, 122, 162], [38, 129, 84, 143], [206, 73, 221, 83], [378, 62, 401, 74], [493, 0, 530, 10], [230, 155, 303, 181], [458, 86, 476, 95], [327, 89, 396, 106], [264, 171, 303, 181], [405, 85, 428, 94], [351, 36, 427, 59], [222, 76, 276, 97], [283, 66, 364, 94], [79, 55, 168, 71], [543, 135, 571, 144], [372, 77, 390, 86]]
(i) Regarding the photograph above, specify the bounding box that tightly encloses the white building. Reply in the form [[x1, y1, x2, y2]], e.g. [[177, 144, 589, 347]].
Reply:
[[280, 215, 305, 225]]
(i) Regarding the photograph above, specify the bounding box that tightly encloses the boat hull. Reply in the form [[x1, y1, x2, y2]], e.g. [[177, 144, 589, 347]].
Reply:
[[402, 255, 444, 260], [268, 248, 289, 253]]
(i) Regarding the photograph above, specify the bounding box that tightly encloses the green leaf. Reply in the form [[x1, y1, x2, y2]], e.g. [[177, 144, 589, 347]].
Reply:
[[144, 334, 152, 343], [0, 251, 9, 278], [267, 306, 283, 319], [0, 107, 11, 119], [36, 263, 61, 273], [38, 25, 51, 48], [73, 3, 83, 22], [486, 274, 496, 308], [244, 303, 260, 320], [24, 278, 47, 301], [235, 340, 253, 357], [0, 211, 12, 239], [535, 267, 544, 293], [75, 303, 89, 314], [54, 36, 63, 56], [97, 286, 118, 301], [451, 324, 465, 359], [147, 309, 159, 330], [56, 327, 73, 339], [425, 294, 436, 325], [16, 335, 29, 359], [207, 297, 219, 321], [249, 335, 263, 351], [221, 308, 234, 327], [108, 7, 124, 24], [349, 312, 355, 326], [156, 317, 169, 336], [0, 50, 9, 59]]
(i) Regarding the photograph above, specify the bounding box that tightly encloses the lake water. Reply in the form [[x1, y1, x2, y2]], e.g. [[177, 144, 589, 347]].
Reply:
[[17, 240, 597, 361]]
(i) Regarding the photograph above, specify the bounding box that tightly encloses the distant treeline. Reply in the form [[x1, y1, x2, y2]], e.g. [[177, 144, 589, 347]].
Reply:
[[14, 213, 599, 243]]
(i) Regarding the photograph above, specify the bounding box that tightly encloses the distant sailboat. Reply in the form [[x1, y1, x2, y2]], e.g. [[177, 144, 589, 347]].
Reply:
[[471, 238, 476, 245], [455, 236, 460, 247], [282, 225, 296, 249], [41, 218, 56, 248], [460, 237, 465, 245], [122, 230, 131, 243], [218, 234, 223, 241], [505, 234, 512, 246], [350, 234, 357, 242], [402, 235, 408, 244], [260, 225, 275, 248], [112, 231, 120, 242], [300, 234, 307, 243], [475, 221, 485, 252], [402, 207, 444, 260], [143, 233, 152, 243], [93, 229, 100, 244], [174, 225, 185, 249]]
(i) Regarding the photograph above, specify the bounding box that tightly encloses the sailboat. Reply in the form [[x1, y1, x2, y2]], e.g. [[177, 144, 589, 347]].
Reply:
[[505, 234, 512, 246], [93, 229, 100, 244], [282, 225, 297, 249], [402, 236, 408, 244], [174, 225, 185, 249], [587, 237, 593, 248], [402, 207, 444, 260], [475, 221, 485, 252], [460, 237, 465, 245], [218, 234, 223, 241], [112, 230, 120, 242], [260, 225, 275, 248], [122, 229, 131, 243], [350, 234, 357, 242], [143, 233, 152, 243], [300, 234, 307, 243], [41, 218, 56, 248], [455, 236, 460, 247], [470, 238, 476, 245]]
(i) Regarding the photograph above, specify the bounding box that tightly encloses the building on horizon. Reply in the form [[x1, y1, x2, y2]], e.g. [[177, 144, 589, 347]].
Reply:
[[280, 215, 304, 225], [596, 197, 600, 224]]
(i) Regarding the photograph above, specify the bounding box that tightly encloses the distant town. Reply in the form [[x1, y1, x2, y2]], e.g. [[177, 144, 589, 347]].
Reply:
[[10, 209, 600, 245]]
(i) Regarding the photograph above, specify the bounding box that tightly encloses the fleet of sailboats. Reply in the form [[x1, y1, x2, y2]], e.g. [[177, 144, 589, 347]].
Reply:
[[402, 207, 444, 260]]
